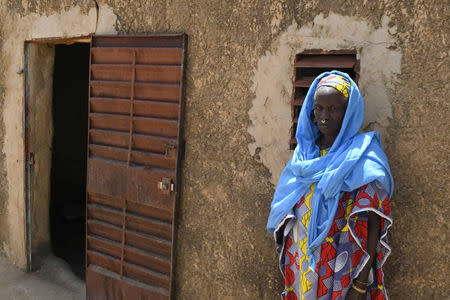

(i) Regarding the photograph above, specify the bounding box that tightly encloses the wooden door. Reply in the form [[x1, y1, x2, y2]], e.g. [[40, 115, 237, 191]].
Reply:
[[86, 34, 186, 299]]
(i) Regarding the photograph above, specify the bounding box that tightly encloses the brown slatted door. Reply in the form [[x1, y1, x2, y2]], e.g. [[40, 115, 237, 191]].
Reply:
[[290, 50, 359, 149], [86, 34, 186, 300]]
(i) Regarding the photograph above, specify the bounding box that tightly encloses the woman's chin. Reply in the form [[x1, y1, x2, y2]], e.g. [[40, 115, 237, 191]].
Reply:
[[317, 126, 332, 135]]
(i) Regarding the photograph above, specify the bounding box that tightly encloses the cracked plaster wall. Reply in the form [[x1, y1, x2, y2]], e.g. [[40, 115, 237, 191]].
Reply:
[[248, 13, 401, 184]]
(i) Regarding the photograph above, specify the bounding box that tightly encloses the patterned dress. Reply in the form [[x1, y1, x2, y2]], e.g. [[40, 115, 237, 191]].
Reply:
[[275, 151, 392, 300]]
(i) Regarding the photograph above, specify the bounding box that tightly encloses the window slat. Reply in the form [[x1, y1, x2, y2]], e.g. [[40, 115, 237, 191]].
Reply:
[[295, 55, 356, 68]]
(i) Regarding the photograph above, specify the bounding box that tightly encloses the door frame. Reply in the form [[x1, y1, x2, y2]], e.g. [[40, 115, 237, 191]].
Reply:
[[23, 35, 92, 272], [24, 34, 187, 298]]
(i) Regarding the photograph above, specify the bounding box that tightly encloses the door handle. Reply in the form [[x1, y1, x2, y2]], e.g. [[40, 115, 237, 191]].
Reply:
[[158, 177, 174, 194]]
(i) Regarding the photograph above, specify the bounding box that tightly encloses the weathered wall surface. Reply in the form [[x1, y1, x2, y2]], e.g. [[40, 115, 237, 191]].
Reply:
[[27, 43, 55, 267], [0, 0, 116, 268], [0, 0, 448, 299], [248, 13, 401, 184]]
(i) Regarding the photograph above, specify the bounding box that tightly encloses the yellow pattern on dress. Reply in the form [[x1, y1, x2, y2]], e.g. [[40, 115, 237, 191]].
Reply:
[[298, 185, 314, 298], [341, 197, 354, 232], [297, 149, 328, 299]]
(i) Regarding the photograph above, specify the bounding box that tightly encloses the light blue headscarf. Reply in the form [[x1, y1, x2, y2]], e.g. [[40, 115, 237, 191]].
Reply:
[[266, 70, 393, 270]]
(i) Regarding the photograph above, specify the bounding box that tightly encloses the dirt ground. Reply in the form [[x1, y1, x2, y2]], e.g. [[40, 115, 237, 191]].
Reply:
[[0, 255, 84, 300]]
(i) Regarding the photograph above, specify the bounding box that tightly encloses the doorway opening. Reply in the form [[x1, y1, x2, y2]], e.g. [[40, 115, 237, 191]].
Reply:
[[49, 43, 90, 280]]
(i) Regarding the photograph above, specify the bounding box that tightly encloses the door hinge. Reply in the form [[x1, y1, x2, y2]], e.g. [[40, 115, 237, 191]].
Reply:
[[28, 152, 35, 167]]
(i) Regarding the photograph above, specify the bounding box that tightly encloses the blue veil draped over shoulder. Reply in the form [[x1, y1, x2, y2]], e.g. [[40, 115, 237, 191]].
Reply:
[[266, 70, 393, 270]]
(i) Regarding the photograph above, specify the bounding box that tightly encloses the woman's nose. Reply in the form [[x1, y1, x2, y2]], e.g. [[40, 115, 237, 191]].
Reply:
[[319, 110, 330, 120]]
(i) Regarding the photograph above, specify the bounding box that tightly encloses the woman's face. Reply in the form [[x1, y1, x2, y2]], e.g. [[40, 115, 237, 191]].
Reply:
[[313, 86, 347, 137]]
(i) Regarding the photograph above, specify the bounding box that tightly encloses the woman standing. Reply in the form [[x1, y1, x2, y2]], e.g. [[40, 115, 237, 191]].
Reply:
[[267, 71, 393, 300]]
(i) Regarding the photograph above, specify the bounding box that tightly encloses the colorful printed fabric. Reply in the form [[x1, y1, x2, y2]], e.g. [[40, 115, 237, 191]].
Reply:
[[276, 181, 392, 300], [316, 74, 351, 99]]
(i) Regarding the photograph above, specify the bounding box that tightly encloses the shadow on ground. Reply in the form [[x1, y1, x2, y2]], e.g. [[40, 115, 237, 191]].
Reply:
[[0, 255, 85, 300]]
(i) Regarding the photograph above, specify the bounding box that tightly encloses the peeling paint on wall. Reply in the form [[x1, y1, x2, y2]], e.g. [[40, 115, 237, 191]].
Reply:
[[248, 13, 401, 184]]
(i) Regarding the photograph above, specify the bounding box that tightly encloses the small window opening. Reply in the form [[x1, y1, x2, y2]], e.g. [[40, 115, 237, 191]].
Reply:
[[50, 43, 90, 280], [290, 50, 359, 150]]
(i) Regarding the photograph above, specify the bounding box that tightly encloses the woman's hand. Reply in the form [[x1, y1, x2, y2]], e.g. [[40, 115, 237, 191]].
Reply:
[[345, 287, 366, 300]]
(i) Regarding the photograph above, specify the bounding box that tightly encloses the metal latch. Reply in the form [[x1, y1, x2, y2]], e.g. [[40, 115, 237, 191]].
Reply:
[[164, 142, 177, 158], [158, 177, 174, 195]]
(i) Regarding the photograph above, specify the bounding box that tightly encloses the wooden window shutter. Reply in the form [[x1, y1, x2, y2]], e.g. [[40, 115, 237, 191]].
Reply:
[[290, 50, 359, 150], [86, 34, 186, 299]]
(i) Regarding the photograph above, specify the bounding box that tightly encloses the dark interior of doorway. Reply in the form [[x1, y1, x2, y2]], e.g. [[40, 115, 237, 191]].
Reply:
[[50, 43, 89, 280]]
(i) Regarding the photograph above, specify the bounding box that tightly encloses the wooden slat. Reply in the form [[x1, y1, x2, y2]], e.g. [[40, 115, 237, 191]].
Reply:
[[87, 220, 172, 258], [134, 100, 179, 119], [89, 144, 175, 169], [87, 250, 121, 274], [126, 213, 172, 241], [90, 98, 130, 114], [89, 193, 173, 222], [88, 236, 170, 276], [134, 117, 178, 137], [133, 134, 176, 154], [136, 48, 183, 65], [90, 129, 129, 148], [124, 247, 170, 275], [89, 115, 177, 141], [135, 83, 180, 102], [91, 64, 181, 83], [90, 98, 179, 119], [295, 55, 356, 68], [295, 77, 315, 87], [91, 47, 182, 65], [126, 230, 171, 258], [87, 203, 123, 226], [91, 64, 132, 81], [89, 144, 128, 162], [88, 193, 124, 210], [87, 203, 172, 241], [87, 235, 122, 258], [91, 48, 132, 64], [124, 263, 170, 290], [91, 81, 130, 99], [88, 220, 123, 242], [131, 151, 175, 169], [293, 96, 305, 106], [90, 113, 128, 131], [90, 81, 180, 102], [126, 200, 173, 223], [87, 251, 170, 291], [87, 267, 169, 300], [136, 65, 181, 83]]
